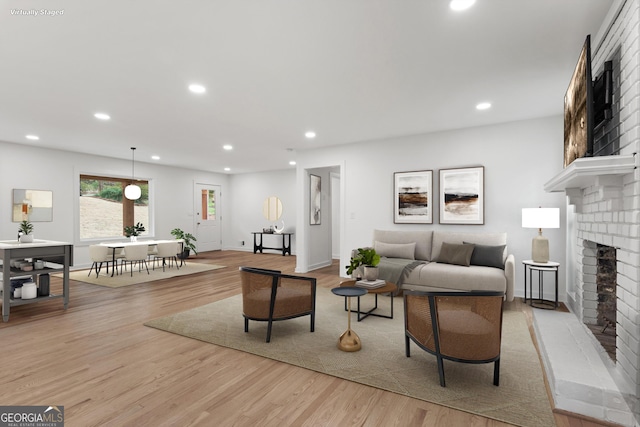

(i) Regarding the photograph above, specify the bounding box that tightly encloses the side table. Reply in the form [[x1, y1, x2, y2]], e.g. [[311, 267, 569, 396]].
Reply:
[[331, 286, 367, 352], [339, 279, 398, 321], [523, 260, 560, 310]]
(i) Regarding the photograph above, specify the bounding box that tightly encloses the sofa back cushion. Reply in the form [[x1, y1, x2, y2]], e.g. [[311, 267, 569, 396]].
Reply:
[[436, 242, 475, 266], [374, 241, 416, 260], [432, 231, 507, 263], [464, 242, 506, 269], [373, 229, 433, 261]]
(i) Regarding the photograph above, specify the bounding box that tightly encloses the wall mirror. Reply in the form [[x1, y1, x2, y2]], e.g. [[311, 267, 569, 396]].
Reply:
[[12, 189, 53, 222], [262, 196, 283, 221]]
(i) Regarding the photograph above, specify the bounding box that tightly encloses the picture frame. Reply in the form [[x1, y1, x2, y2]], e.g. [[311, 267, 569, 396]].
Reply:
[[12, 189, 53, 222], [439, 166, 484, 225], [394, 170, 433, 224], [310, 174, 321, 225]]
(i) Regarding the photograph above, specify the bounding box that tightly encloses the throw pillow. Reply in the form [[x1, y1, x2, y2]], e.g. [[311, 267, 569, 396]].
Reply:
[[374, 241, 416, 260], [464, 242, 506, 270], [436, 242, 475, 266]]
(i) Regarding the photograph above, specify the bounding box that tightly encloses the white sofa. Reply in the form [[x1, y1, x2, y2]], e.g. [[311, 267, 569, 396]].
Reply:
[[360, 229, 515, 301]]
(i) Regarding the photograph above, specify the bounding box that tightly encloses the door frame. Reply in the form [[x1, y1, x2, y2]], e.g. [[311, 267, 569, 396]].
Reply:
[[194, 182, 222, 252]]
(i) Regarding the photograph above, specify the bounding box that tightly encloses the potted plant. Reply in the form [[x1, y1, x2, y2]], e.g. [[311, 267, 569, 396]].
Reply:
[[18, 220, 34, 243], [346, 247, 381, 281], [171, 228, 198, 258], [123, 222, 146, 241]]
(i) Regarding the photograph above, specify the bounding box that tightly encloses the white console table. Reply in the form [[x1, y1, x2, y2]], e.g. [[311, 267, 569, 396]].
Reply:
[[0, 239, 73, 322]]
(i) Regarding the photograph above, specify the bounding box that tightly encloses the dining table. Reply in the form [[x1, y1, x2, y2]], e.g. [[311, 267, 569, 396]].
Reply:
[[100, 239, 184, 276]]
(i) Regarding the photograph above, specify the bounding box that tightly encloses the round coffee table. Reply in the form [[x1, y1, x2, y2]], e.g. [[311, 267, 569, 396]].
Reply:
[[339, 279, 398, 321], [331, 286, 367, 352]]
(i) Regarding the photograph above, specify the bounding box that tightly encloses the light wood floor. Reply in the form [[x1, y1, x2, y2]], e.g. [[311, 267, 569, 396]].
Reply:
[[0, 251, 616, 426]]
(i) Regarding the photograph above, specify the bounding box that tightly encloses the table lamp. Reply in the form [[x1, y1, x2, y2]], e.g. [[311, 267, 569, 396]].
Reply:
[[522, 207, 559, 263]]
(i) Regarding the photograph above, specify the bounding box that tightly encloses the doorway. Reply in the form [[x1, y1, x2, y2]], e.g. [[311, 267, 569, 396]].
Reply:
[[195, 183, 221, 252]]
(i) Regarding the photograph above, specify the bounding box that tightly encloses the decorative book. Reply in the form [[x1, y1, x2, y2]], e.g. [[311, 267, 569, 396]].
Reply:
[[355, 279, 386, 289]]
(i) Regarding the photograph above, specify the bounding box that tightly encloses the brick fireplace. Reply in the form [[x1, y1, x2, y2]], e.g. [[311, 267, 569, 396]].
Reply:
[[542, 1, 640, 423]]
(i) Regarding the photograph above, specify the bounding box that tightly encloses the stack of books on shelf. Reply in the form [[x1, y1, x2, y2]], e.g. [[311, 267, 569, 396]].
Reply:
[[355, 279, 386, 289]]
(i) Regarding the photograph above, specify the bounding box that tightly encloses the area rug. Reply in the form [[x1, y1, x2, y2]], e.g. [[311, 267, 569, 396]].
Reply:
[[144, 287, 554, 427], [64, 263, 226, 288]]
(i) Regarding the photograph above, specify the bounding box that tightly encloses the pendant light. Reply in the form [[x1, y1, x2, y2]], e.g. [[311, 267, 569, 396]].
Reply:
[[124, 147, 142, 200]]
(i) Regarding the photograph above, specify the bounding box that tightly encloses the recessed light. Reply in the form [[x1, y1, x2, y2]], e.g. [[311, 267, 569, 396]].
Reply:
[[94, 112, 111, 120], [450, 0, 475, 11], [223, 144, 233, 151], [189, 84, 206, 94], [476, 102, 491, 110], [151, 155, 160, 160], [224, 167, 231, 172], [25, 135, 39, 141], [305, 131, 316, 139], [289, 161, 297, 166]]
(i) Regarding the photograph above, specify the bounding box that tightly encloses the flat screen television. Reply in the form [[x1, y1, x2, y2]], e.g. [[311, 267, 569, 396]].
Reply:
[[564, 35, 593, 168]]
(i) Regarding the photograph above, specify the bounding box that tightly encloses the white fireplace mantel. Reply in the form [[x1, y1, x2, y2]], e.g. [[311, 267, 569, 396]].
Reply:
[[544, 154, 636, 193]]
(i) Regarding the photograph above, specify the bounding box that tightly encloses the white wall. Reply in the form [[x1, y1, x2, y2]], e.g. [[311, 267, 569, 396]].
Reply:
[[295, 115, 568, 300], [226, 169, 296, 253], [2, 114, 570, 301], [0, 141, 229, 268]]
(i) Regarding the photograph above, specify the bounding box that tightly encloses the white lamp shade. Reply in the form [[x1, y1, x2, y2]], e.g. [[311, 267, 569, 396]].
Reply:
[[124, 184, 141, 200], [522, 208, 559, 229]]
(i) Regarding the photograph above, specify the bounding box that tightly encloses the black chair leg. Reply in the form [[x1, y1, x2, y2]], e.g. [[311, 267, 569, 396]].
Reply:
[[437, 355, 446, 387], [405, 335, 411, 357], [244, 317, 249, 333], [310, 311, 315, 332], [493, 359, 500, 386], [266, 319, 273, 343]]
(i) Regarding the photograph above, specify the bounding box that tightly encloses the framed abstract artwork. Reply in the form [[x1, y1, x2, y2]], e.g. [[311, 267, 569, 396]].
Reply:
[[439, 166, 484, 225], [310, 174, 321, 225], [12, 189, 53, 222], [394, 170, 433, 224]]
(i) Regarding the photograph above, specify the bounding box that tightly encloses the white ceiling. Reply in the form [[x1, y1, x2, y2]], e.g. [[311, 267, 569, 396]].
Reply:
[[0, 0, 613, 174]]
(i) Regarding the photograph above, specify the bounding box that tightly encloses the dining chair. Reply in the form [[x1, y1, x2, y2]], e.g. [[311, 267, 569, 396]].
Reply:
[[123, 244, 150, 276], [147, 244, 158, 265], [154, 241, 181, 272], [88, 245, 112, 277], [101, 243, 127, 275]]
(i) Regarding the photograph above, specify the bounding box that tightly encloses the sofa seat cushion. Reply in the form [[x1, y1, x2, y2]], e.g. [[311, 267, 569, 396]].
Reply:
[[405, 262, 506, 293]]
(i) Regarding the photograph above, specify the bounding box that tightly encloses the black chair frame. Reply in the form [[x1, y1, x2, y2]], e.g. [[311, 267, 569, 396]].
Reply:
[[404, 290, 504, 387], [240, 266, 316, 343]]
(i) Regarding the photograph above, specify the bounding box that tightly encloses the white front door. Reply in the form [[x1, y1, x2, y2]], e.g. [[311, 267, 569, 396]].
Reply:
[[194, 183, 221, 252]]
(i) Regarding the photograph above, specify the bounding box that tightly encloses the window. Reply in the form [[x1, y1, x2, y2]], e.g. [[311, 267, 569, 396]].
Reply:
[[79, 174, 150, 240], [201, 189, 216, 220]]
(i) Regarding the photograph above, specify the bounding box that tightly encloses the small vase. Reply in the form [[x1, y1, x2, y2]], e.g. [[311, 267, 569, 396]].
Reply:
[[363, 266, 379, 281], [130, 236, 137, 242], [19, 234, 34, 243]]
